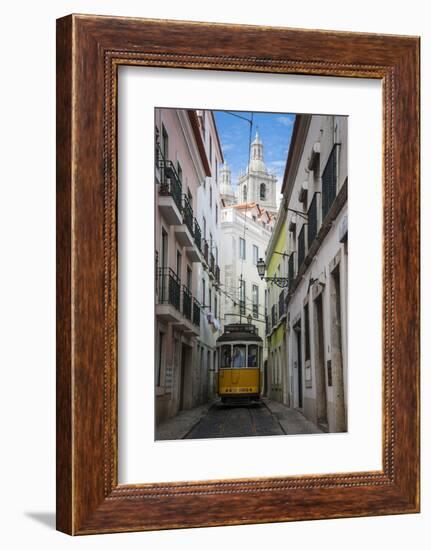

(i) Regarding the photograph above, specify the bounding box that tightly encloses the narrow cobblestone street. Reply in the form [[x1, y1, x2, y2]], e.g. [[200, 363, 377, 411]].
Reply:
[[156, 399, 322, 440]]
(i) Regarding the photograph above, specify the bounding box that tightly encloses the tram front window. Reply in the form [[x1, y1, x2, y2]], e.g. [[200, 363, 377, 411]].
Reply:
[[221, 345, 231, 368], [247, 345, 258, 368], [232, 345, 246, 368]]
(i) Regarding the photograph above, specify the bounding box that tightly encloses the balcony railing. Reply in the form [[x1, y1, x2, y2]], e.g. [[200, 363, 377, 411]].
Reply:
[[308, 193, 318, 247], [182, 285, 192, 321], [182, 194, 194, 236], [215, 265, 220, 284], [252, 302, 259, 318], [322, 144, 339, 220], [298, 225, 306, 270], [192, 298, 201, 327], [193, 218, 202, 251], [271, 304, 277, 327], [288, 252, 295, 289], [158, 267, 181, 311], [158, 158, 183, 213], [278, 290, 286, 318]]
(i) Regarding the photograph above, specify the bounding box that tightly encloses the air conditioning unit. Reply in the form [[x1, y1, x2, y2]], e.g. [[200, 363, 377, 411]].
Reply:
[[298, 181, 308, 203], [289, 213, 297, 232], [307, 142, 321, 170]]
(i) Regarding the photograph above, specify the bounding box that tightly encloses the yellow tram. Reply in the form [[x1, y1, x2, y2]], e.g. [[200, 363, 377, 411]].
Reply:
[[216, 323, 263, 403]]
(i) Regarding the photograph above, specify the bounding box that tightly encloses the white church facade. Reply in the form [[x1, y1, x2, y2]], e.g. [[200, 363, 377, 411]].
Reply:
[[219, 132, 278, 393]]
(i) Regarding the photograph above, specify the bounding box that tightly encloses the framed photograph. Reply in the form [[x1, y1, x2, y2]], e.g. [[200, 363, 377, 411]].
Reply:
[[56, 14, 420, 535]]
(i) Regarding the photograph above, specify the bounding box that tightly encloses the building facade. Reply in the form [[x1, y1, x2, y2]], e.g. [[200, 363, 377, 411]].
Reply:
[[195, 110, 224, 401], [219, 134, 277, 394], [154, 108, 222, 424], [265, 114, 348, 432]]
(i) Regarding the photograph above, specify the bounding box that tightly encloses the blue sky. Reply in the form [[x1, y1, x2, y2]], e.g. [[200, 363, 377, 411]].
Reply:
[[213, 110, 295, 200]]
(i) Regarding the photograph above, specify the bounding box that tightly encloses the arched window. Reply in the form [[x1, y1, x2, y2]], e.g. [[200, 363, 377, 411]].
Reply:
[[243, 185, 247, 201], [260, 183, 266, 200]]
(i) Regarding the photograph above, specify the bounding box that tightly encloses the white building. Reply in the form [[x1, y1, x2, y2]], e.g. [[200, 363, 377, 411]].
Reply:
[[195, 110, 224, 401], [219, 134, 277, 392], [265, 114, 348, 432]]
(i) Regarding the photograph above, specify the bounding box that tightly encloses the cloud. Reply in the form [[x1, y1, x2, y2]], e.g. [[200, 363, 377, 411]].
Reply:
[[222, 143, 235, 152], [277, 116, 294, 127]]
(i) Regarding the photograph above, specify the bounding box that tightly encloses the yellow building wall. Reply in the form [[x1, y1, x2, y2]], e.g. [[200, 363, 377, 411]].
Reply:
[[267, 219, 287, 277]]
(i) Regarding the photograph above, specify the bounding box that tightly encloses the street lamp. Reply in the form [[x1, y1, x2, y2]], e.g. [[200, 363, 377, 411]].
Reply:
[[256, 257, 289, 288]]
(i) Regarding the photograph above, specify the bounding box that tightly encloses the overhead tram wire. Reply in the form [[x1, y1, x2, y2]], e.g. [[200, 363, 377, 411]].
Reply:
[[222, 110, 255, 324]]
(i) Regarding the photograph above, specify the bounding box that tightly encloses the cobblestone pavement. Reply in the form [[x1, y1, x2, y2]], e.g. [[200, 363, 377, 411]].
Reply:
[[156, 398, 323, 440], [155, 400, 216, 441], [262, 399, 323, 435], [186, 401, 284, 439]]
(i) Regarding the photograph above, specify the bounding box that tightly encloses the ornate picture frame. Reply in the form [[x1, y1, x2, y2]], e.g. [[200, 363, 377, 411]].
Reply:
[[56, 14, 420, 534]]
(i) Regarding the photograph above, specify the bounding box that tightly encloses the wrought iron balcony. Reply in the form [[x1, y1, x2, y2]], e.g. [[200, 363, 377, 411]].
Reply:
[[307, 193, 318, 247], [182, 194, 194, 237], [158, 267, 181, 311], [193, 218, 202, 251], [252, 302, 259, 319], [298, 224, 306, 271], [158, 158, 183, 213], [182, 285, 192, 321], [192, 298, 201, 327], [322, 144, 339, 220]]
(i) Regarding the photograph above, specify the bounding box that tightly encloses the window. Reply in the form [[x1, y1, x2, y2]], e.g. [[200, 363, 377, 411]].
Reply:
[[232, 345, 246, 368], [322, 144, 339, 219], [240, 280, 246, 315], [176, 250, 182, 279], [186, 266, 192, 290], [202, 278, 206, 307], [161, 228, 168, 268], [221, 345, 231, 368], [260, 183, 266, 200], [243, 185, 247, 201], [214, 295, 218, 319], [239, 237, 246, 260], [155, 126, 160, 165], [209, 288, 212, 313], [162, 124, 169, 160], [304, 302, 310, 361], [177, 161, 182, 183], [209, 185, 212, 209], [202, 216, 206, 240], [248, 345, 258, 368], [252, 244, 259, 265], [252, 284, 259, 318], [215, 162, 218, 183]]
